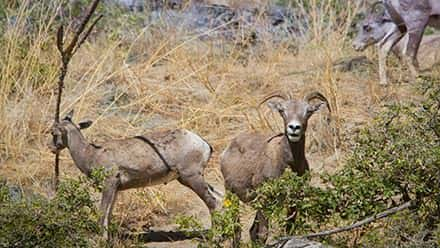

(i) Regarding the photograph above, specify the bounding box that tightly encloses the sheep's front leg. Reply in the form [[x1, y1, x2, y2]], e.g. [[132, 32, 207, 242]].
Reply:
[[249, 210, 269, 244], [404, 31, 423, 80], [100, 174, 121, 240], [377, 41, 394, 85], [285, 205, 297, 234], [377, 30, 403, 85]]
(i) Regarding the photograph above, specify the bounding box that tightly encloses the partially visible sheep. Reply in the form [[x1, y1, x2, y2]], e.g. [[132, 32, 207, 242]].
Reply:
[[220, 92, 331, 245]]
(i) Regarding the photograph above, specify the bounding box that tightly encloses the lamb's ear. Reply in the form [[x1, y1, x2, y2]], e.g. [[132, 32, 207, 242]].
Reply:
[[267, 100, 285, 113], [78, 120, 93, 129], [63, 109, 74, 121]]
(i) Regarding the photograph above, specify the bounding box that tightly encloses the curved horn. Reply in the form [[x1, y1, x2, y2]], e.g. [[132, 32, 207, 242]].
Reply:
[[304, 91, 331, 113], [258, 92, 288, 108]]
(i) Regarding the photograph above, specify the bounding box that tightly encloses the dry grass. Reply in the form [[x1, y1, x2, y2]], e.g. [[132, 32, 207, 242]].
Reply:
[[0, 0, 436, 245]]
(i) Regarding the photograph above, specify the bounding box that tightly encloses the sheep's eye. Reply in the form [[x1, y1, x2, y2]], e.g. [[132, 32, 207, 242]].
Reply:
[[278, 108, 287, 116]]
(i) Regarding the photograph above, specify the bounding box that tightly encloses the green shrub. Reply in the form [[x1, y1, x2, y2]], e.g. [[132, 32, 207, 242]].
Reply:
[[0, 178, 101, 248], [253, 171, 338, 235], [252, 76, 440, 245], [176, 192, 241, 248]]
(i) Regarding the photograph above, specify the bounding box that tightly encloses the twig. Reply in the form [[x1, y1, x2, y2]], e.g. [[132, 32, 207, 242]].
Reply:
[[53, 0, 102, 191], [270, 201, 413, 247]]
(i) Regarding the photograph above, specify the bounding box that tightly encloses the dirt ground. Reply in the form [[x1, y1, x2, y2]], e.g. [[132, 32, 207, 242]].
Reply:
[[2, 2, 440, 246]]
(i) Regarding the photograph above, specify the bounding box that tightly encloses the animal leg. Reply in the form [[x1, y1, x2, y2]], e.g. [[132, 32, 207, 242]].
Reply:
[[285, 206, 297, 234], [404, 24, 427, 79], [249, 210, 269, 244], [177, 173, 219, 213], [99, 175, 120, 240], [377, 31, 403, 85]]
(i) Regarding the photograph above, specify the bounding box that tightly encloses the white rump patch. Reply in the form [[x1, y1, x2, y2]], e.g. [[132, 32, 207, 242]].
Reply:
[[183, 130, 212, 163]]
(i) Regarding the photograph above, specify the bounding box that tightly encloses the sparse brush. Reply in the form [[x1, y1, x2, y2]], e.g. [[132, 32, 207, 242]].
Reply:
[[0, 0, 436, 246]]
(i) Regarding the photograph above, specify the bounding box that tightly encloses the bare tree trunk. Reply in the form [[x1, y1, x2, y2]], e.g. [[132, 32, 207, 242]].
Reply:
[[53, 0, 103, 191]]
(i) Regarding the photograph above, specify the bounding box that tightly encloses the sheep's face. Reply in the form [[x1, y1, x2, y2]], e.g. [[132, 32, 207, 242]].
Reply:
[[48, 110, 93, 154], [353, 15, 394, 51], [352, 3, 394, 51], [268, 100, 324, 142], [49, 122, 69, 153]]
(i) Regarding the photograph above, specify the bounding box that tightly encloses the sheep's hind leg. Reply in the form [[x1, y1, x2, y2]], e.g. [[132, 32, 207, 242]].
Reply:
[[177, 173, 218, 213], [100, 174, 120, 240], [404, 22, 427, 80]]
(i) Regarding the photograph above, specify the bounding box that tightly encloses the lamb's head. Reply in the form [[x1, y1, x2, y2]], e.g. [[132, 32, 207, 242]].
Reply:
[[352, 2, 394, 51], [264, 92, 331, 142], [48, 110, 93, 153]]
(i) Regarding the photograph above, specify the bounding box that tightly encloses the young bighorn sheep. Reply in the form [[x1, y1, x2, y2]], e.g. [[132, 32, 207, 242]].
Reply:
[[220, 92, 331, 245], [48, 110, 221, 239]]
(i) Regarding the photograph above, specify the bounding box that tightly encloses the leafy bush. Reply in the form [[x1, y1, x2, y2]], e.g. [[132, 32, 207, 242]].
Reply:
[[253, 77, 440, 245], [0, 178, 101, 247], [176, 192, 241, 248]]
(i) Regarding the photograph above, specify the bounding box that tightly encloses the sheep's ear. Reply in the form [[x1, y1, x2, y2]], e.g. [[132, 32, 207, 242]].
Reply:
[[308, 102, 324, 113], [267, 100, 285, 113], [63, 109, 74, 121], [78, 120, 93, 129]]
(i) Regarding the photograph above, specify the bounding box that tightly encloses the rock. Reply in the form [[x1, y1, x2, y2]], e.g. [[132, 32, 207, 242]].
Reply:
[[0, 180, 42, 203], [108, 0, 145, 11], [276, 237, 331, 248], [333, 55, 373, 72], [7, 184, 23, 202], [110, 1, 308, 43]]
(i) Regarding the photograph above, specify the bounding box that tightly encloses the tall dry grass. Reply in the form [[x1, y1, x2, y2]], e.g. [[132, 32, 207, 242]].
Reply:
[[0, 0, 425, 237]]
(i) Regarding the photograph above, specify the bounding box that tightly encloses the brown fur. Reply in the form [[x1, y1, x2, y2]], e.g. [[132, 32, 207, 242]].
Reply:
[[221, 133, 305, 202], [220, 93, 330, 245], [49, 110, 220, 239]]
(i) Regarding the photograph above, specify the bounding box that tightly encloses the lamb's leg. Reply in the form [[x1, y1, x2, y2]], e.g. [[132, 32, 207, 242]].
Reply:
[[100, 175, 120, 240], [249, 210, 269, 244]]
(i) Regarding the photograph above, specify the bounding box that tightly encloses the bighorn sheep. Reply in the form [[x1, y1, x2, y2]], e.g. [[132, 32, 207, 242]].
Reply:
[[353, 0, 440, 85], [220, 92, 331, 245], [48, 110, 221, 239]]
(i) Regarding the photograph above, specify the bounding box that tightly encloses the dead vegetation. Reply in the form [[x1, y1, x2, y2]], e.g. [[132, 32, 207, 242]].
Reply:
[[0, 0, 437, 246]]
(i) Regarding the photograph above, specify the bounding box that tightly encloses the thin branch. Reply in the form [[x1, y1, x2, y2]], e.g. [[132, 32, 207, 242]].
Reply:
[[72, 14, 103, 55], [56, 25, 64, 56], [64, 0, 101, 56], [52, 0, 102, 191], [271, 201, 413, 247]]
